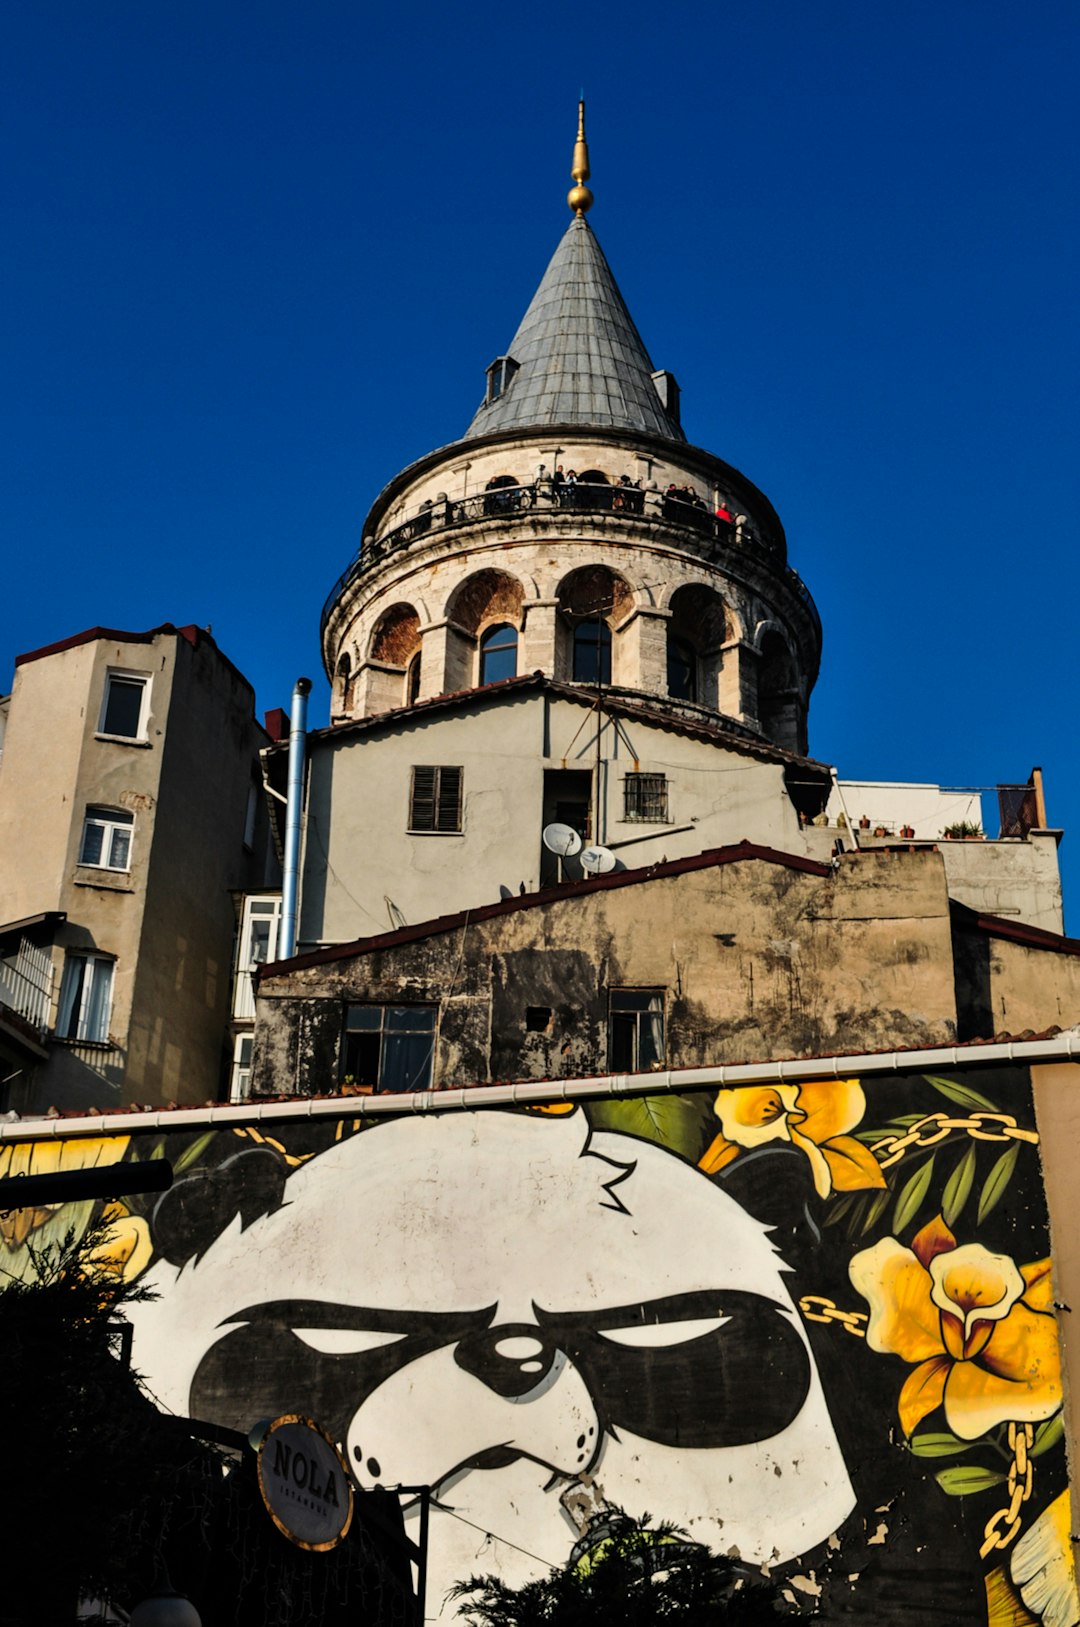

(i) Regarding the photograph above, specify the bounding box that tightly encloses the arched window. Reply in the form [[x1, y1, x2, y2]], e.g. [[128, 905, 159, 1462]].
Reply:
[[479, 623, 518, 685], [667, 637, 697, 701], [573, 619, 612, 685], [405, 651, 422, 706]]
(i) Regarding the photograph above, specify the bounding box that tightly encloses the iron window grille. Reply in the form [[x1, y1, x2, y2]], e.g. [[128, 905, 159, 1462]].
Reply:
[[343, 1005, 437, 1093], [409, 766, 463, 833], [623, 773, 669, 823]]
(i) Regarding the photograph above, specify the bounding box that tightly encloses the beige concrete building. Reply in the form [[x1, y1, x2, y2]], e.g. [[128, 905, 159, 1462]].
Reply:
[[0, 623, 275, 1112]]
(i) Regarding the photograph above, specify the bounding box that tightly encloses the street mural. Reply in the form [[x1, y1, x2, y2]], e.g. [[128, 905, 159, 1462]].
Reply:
[[1, 1064, 1076, 1625]]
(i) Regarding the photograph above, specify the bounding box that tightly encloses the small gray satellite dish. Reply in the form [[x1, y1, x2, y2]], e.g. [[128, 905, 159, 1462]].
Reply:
[[542, 822, 583, 857], [580, 845, 616, 875]]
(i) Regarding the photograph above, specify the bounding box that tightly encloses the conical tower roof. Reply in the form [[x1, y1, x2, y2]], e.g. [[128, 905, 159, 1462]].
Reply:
[[464, 213, 685, 443]]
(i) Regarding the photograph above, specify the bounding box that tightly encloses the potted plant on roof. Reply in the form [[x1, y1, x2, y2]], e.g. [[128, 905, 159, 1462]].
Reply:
[[942, 819, 984, 840]]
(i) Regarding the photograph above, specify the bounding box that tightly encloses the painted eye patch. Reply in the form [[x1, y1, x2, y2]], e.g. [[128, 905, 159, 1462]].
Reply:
[[537, 1290, 811, 1449], [191, 1299, 496, 1443]]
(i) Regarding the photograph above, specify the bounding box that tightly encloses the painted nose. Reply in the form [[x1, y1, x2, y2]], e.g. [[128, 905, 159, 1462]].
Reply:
[[454, 1324, 558, 1397]]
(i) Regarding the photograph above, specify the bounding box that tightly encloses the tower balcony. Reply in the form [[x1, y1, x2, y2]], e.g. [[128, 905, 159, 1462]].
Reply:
[[321, 477, 817, 646]]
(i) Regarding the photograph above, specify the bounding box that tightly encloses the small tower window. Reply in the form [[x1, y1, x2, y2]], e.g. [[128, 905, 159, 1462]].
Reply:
[[485, 356, 519, 404], [480, 623, 518, 686], [667, 636, 697, 701], [572, 619, 611, 685]]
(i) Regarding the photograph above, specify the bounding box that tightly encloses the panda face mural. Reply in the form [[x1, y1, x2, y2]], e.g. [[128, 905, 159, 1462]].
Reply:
[[127, 1111, 854, 1607]]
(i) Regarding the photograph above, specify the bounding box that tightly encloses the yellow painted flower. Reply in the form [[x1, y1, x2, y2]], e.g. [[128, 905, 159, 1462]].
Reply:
[[84, 1200, 153, 1284], [850, 1215, 1062, 1440], [0, 1135, 147, 1286], [699, 1078, 886, 1198]]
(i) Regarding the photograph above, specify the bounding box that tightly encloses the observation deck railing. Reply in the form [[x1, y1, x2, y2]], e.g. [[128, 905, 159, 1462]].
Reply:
[[321, 479, 819, 642]]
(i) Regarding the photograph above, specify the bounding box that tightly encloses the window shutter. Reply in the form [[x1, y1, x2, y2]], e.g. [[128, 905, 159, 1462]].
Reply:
[[410, 766, 437, 830], [435, 767, 462, 832], [410, 767, 462, 833]]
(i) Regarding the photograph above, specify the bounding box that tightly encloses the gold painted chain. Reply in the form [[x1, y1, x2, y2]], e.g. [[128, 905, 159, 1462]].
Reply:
[[870, 1112, 1039, 1170], [799, 1294, 868, 1337], [979, 1423, 1034, 1557]]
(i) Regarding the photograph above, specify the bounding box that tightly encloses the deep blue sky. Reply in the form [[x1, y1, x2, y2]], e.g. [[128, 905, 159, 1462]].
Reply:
[[4, 3, 1078, 924]]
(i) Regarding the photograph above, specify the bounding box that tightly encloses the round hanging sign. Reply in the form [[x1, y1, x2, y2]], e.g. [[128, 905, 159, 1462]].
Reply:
[[256, 1414, 354, 1551]]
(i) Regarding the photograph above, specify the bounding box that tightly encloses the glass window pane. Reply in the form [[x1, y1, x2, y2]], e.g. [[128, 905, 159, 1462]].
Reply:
[[108, 828, 131, 869], [573, 621, 611, 685], [83, 960, 112, 1043], [388, 1007, 436, 1032], [103, 678, 144, 737], [80, 822, 104, 865], [347, 1006, 383, 1031], [640, 998, 665, 1070], [611, 990, 652, 1012], [382, 1030, 434, 1092], [480, 625, 518, 686], [57, 956, 86, 1038]]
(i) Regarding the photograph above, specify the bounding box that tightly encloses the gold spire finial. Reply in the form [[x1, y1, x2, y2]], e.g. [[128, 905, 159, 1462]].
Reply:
[[567, 98, 594, 216]]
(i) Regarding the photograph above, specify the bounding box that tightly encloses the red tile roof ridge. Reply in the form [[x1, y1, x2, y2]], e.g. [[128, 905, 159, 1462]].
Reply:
[[259, 839, 833, 978]]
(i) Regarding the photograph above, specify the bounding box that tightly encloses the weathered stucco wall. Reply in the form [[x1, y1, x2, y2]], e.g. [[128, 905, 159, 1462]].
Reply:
[[3, 1058, 1075, 1625], [269, 849, 959, 1095], [0, 628, 273, 1111], [298, 692, 812, 947]]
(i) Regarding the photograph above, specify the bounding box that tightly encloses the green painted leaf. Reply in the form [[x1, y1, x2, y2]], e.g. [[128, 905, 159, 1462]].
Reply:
[[823, 1193, 858, 1228], [1031, 1413, 1065, 1458], [174, 1130, 216, 1174], [892, 1155, 937, 1234], [858, 1188, 892, 1236], [587, 1094, 712, 1160], [934, 1466, 1007, 1496], [941, 1144, 978, 1227], [924, 1074, 998, 1113], [976, 1143, 1020, 1226], [909, 1432, 974, 1459]]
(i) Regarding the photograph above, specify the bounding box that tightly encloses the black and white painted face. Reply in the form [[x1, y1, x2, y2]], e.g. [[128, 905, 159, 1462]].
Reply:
[[128, 1112, 853, 1611]]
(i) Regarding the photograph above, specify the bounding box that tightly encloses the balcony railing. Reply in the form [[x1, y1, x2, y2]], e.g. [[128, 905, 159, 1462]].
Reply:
[[0, 938, 53, 1032], [321, 479, 817, 640]]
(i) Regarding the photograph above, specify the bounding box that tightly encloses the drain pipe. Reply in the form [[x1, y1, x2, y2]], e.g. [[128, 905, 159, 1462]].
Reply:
[[279, 678, 312, 961]]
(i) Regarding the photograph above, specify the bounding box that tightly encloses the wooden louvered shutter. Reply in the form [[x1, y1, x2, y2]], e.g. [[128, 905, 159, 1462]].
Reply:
[[410, 766, 462, 832]]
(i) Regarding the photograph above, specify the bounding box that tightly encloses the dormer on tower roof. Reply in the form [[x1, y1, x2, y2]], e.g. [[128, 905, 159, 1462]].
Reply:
[[464, 103, 685, 445]]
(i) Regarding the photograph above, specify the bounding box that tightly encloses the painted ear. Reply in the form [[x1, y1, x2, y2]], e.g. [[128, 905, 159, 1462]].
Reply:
[[709, 1144, 820, 1264], [150, 1147, 287, 1265]]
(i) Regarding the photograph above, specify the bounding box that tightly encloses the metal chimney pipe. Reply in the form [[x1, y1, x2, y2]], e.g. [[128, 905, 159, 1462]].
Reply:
[[279, 677, 312, 960]]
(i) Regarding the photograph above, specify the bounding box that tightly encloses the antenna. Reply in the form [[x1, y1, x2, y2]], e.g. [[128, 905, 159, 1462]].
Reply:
[[542, 822, 583, 857], [580, 845, 616, 875]]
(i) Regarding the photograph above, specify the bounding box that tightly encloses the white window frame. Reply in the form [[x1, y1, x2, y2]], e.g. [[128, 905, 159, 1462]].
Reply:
[[230, 1033, 254, 1102], [56, 953, 115, 1044], [233, 895, 283, 1021], [98, 671, 151, 741], [79, 806, 134, 871]]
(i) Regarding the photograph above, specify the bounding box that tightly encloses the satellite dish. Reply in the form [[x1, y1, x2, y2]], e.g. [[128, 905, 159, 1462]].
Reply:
[[580, 845, 616, 875], [543, 822, 582, 857]]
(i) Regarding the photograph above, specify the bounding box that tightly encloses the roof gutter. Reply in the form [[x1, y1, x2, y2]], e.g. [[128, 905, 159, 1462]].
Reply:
[[4, 1031, 1079, 1144]]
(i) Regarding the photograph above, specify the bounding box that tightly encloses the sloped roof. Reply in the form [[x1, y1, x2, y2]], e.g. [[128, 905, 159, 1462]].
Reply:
[[294, 673, 831, 773], [464, 215, 685, 443], [260, 841, 833, 978]]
